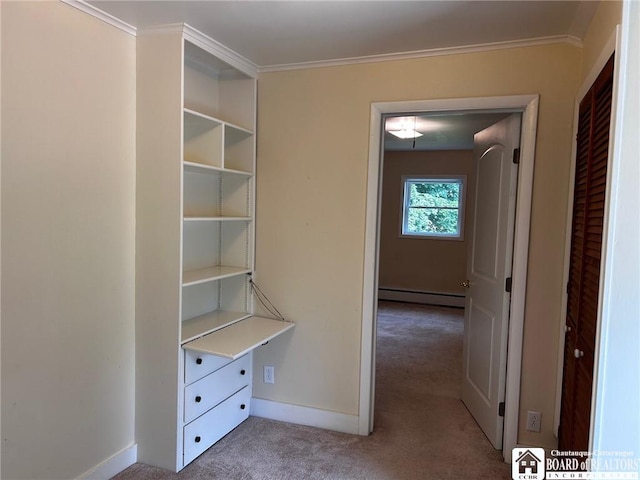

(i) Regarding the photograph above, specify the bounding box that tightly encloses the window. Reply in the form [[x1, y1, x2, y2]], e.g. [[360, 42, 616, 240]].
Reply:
[[401, 176, 466, 239]]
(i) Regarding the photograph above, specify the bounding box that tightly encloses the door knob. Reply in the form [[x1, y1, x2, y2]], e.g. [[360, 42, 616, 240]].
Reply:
[[574, 348, 584, 359], [461, 280, 471, 288]]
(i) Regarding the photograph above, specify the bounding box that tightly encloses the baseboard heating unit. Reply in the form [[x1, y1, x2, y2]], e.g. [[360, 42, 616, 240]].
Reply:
[[378, 288, 465, 308]]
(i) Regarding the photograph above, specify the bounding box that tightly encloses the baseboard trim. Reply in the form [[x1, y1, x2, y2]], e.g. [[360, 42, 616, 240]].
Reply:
[[378, 288, 465, 308], [250, 398, 360, 435], [75, 443, 137, 480]]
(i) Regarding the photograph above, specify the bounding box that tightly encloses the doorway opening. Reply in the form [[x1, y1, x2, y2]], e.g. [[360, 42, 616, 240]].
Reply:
[[377, 111, 512, 308], [359, 96, 539, 461]]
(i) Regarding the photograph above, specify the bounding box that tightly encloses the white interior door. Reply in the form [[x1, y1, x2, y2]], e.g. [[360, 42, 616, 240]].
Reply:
[[461, 114, 521, 449]]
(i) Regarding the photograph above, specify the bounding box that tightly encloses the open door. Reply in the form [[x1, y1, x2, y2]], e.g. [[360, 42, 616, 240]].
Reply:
[[461, 114, 521, 449]]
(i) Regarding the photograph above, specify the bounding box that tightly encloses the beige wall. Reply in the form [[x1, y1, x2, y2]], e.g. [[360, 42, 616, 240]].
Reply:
[[378, 150, 474, 296], [1, 3, 136, 479], [0, 4, 620, 475], [255, 42, 581, 447], [581, 1, 623, 84]]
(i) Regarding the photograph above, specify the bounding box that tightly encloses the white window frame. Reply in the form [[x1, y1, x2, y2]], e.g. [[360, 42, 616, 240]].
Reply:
[[400, 175, 466, 240]]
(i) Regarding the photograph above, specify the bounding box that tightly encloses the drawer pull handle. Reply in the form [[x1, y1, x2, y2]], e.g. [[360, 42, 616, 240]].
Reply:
[[240, 369, 246, 375], [240, 404, 246, 410], [196, 358, 203, 365], [195, 436, 201, 443], [195, 396, 202, 403]]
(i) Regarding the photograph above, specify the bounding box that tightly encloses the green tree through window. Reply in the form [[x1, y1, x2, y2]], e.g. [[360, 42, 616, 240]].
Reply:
[[402, 177, 465, 238]]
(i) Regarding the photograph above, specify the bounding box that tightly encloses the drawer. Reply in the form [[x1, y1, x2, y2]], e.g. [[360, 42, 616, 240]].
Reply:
[[184, 348, 232, 385], [184, 354, 251, 423], [183, 385, 250, 466]]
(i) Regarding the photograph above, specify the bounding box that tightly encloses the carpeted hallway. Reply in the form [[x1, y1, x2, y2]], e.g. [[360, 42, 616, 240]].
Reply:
[[113, 302, 511, 479]]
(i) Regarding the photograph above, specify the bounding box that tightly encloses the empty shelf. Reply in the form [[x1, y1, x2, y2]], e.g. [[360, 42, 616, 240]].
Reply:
[[182, 266, 251, 286]]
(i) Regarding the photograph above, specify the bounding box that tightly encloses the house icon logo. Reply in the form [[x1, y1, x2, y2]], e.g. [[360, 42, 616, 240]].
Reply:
[[512, 447, 545, 480]]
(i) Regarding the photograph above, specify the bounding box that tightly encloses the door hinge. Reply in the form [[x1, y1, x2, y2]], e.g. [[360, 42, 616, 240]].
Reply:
[[505, 277, 512, 293], [513, 148, 521, 164], [499, 402, 505, 417]]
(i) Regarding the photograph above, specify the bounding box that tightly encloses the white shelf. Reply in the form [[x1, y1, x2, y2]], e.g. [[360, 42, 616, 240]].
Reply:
[[183, 161, 253, 177], [184, 108, 253, 136], [183, 316, 295, 359], [181, 310, 252, 344], [184, 109, 222, 137], [182, 266, 251, 287], [183, 216, 251, 222], [225, 123, 253, 139]]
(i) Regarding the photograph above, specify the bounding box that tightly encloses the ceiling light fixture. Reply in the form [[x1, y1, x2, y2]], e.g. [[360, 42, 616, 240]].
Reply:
[[385, 116, 425, 139], [388, 129, 423, 139]]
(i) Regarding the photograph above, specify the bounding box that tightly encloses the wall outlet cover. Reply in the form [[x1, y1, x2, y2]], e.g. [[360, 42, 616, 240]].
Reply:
[[263, 365, 275, 384], [526, 410, 542, 432]]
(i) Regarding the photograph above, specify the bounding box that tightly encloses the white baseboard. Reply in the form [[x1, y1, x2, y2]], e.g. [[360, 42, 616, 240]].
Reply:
[[76, 443, 137, 480], [378, 288, 465, 308], [250, 398, 360, 435]]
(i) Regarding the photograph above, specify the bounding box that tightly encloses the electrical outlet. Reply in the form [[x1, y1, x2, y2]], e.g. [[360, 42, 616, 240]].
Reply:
[[263, 365, 275, 384], [526, 410, 542, 432]]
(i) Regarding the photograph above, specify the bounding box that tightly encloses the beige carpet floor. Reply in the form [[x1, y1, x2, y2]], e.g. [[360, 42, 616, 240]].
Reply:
[[112, 302, 511, 479]]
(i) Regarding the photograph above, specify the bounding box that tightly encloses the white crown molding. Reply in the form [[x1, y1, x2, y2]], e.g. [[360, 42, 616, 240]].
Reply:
[[60, 0, 137, 36], [60, 0, 581, 79], [259, 35, 584, 73], [182, 24, 258, 79], [137, 23, 258, 77], [62, 0, 259, 78], [135, 23, 183, 36]]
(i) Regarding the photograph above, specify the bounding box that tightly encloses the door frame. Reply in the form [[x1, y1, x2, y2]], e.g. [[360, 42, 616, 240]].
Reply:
[[359, 95, 539, 461]]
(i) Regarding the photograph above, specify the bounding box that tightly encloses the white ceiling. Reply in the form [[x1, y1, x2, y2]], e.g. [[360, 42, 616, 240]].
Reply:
[[88, 1, 598, 69]]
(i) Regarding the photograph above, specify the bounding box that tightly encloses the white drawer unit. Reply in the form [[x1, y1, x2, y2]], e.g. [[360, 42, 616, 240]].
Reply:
[[183, 385, 251, 466], [184, 348, 233, 385], [179, 319, 293, 466], [183, 354, 251, 423]]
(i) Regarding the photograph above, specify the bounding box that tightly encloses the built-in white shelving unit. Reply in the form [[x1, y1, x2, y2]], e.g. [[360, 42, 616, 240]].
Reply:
[[136, 24, 293, 472]]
